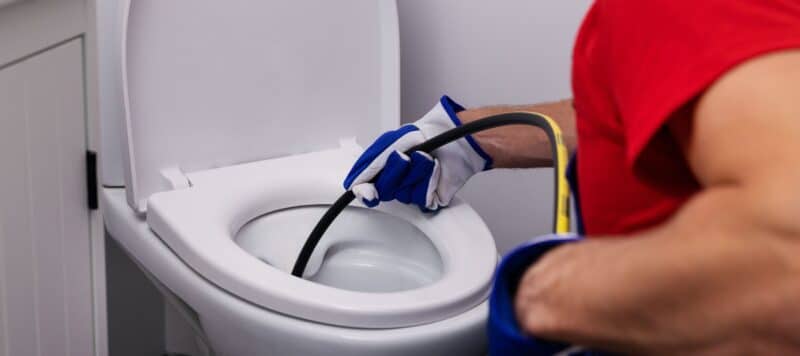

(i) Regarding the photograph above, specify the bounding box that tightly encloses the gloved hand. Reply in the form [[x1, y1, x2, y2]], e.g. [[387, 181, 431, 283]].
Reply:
[[489, 234, 607, 356], [343, 95, 493, 211]]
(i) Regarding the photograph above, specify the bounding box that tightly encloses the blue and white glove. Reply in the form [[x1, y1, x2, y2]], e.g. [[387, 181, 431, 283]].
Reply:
[[343, 95, 493, 211], [489, 234, 607, 356]]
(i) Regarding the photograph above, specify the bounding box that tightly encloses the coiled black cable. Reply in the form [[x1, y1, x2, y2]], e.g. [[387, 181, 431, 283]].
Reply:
[[291, 112, 570, 278]]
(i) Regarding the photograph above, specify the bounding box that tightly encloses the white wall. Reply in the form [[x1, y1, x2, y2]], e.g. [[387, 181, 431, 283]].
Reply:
[[398, 0, 592, 253], [97, 0, 125, 187]]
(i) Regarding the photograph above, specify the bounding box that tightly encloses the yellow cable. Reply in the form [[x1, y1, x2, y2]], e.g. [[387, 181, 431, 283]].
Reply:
[[518, 112, 571, 234]]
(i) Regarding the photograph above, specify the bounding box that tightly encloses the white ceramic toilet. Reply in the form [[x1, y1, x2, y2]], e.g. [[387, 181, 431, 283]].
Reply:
[[101, 1, 498, 355]]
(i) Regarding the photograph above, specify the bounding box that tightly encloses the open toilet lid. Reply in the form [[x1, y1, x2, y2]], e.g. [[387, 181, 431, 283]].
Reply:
[[120, 0, 400, 212]]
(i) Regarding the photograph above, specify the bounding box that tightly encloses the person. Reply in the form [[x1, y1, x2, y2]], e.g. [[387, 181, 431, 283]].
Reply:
[[344, 1, 800, 354]]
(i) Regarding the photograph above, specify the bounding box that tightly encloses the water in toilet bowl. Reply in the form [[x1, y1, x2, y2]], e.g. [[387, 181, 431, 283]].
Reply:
[[235, 206, 444, 293]]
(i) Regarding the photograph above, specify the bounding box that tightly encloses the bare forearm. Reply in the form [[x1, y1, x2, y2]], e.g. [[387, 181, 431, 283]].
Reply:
[[516, 186, 800, 354], [456, 99, 576, 168]]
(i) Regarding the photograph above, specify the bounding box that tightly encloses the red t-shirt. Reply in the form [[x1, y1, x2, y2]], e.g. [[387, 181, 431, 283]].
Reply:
[[572, 0, 800, 235]]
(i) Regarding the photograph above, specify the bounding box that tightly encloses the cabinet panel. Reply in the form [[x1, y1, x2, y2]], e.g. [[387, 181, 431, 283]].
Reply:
[[0, 45, 36, 356], [0, 38, 92, 356]]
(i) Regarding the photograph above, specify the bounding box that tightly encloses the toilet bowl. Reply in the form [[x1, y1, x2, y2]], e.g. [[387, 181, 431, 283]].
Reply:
[[102, 0, 499, 355], [103, 187, 494, 356], [237, 205, 445, 294]]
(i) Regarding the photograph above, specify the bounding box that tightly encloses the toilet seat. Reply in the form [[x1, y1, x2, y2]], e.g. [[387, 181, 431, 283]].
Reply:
[[146, 147, 497, 328]]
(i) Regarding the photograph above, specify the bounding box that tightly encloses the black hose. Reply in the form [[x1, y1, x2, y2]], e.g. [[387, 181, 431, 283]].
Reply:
[[291, 112, 568, 278]]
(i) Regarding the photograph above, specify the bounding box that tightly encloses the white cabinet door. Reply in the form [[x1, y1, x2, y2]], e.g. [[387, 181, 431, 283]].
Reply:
[[0, 38, 93, 356]]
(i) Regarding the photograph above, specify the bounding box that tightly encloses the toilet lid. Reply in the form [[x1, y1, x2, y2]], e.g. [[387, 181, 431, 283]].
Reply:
[[120, 0, 400, 212]]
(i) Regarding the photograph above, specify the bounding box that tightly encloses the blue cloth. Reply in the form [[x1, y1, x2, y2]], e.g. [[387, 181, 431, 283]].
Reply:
[[488, 234, 608, 356]]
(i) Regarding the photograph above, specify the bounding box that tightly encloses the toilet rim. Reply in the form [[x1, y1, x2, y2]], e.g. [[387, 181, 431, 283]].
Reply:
[[145, 148, 497, 328]]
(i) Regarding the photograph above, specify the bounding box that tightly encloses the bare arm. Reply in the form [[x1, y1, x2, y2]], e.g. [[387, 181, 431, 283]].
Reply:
[[515, 50, 800, 354], [456, 99, 577, 168]]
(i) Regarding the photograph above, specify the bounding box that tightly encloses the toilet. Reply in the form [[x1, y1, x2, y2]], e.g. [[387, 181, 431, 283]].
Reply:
[[101, 1, 498, 355]]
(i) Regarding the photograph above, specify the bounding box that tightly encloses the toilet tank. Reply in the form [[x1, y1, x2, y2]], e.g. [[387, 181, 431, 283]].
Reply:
[[118, 0, 400, 212]]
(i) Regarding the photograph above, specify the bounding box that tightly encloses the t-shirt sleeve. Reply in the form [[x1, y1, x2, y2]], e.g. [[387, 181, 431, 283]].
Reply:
[[601, 0, 800, 168]]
